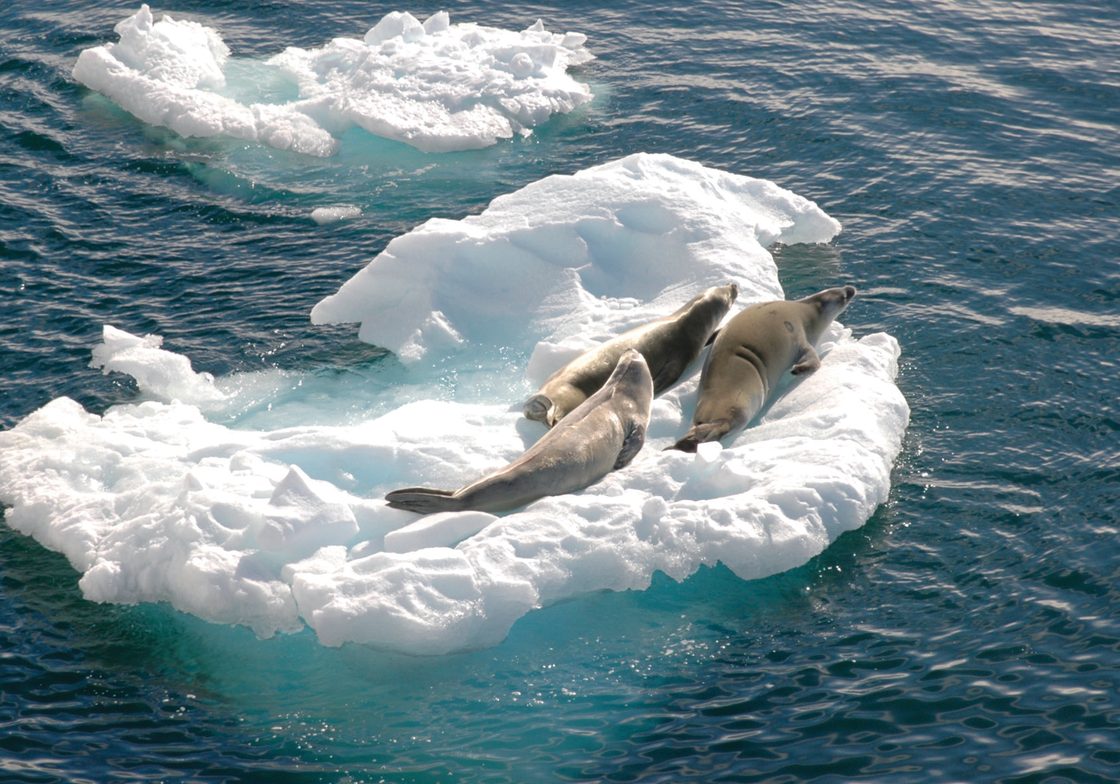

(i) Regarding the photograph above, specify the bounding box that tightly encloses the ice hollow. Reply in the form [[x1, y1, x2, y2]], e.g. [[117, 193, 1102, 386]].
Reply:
[[312, 153, 844, 364], [0, 155, 909, 654], [73, 6, 595, 155]]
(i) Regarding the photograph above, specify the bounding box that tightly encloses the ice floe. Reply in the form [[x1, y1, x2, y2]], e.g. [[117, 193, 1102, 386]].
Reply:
[[0, 154, 908, 654], [73, 6, 594, 154]]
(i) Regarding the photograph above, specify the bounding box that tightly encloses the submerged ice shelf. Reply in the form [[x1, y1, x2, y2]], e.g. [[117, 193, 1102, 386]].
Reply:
[[73, 6, 594, 155], [0, 154, 909, 654]]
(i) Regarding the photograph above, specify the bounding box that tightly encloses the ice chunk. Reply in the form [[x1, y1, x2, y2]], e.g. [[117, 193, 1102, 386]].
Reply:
[[73, 6, 594, 155], [90, 324, 226, 406], [364, 11, 427, 45], [256, 466, 359, 557], [310, 205, 361, 225], [383, 511, 499, 553]]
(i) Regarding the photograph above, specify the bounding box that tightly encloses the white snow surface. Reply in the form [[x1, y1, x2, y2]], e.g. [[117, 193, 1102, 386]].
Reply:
[[72, 6, 594, 155], [312, 153, 844, 366], [0, 154, 909, 654]]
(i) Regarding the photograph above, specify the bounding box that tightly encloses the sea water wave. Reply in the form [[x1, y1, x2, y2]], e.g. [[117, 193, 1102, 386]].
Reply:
[[0, 154, 908, 654]]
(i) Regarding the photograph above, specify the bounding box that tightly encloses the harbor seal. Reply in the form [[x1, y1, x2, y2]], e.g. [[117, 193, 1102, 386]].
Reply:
[[387, 348, 654, 515], [671, 285, 857, 452], [524, 283, 738, 427]]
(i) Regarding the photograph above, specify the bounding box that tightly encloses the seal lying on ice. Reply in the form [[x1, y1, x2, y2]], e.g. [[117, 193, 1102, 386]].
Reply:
[[524, 283, 737, 427], [387, 348, 654, 514], [671, 285, 857, 452]]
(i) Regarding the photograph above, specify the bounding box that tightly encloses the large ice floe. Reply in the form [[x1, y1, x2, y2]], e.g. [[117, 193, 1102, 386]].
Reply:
[[72, 5, 594, 154], [0, 154, 909, 654]]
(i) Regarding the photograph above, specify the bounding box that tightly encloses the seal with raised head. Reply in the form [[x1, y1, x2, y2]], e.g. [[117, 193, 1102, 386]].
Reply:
[[524, 283, 738, 427], [671, 285, 857, 452], [387, 348, 654, 515]]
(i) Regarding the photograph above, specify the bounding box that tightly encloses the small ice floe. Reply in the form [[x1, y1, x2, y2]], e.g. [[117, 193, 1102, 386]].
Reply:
[[73, 6, 595, 154]]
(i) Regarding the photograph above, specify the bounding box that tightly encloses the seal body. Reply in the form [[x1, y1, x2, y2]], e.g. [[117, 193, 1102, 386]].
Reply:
[[672, 285, 857, 452], [387, 349, 654, 515], [524, 283, 738, 427]]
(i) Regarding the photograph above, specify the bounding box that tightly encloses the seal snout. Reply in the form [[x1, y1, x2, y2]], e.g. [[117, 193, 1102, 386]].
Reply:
[[819, 284, 857, 313]]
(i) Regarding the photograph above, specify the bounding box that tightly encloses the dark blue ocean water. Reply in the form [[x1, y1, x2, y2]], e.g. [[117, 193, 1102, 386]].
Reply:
[[2, 0, 1118, 781]]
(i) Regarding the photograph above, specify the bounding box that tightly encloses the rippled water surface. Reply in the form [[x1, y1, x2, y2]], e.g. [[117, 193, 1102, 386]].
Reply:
[[2, 0, 1118, 781]]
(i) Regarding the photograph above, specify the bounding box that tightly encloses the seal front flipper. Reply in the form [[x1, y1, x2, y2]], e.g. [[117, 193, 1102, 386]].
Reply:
[[651, 358, 688, 393], [385, 487, 464, 515], [614, 421, 647, 469], [790, 344, 821, 376]]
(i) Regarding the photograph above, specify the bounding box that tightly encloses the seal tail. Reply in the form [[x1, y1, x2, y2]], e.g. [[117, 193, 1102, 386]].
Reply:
[[667, 421, 730, 452], [385, 487, 464, 515], [523, 393, 552, 423]]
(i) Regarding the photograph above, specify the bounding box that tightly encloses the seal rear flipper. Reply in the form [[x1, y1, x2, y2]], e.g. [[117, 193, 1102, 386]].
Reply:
[[385, 487, 464, 515]]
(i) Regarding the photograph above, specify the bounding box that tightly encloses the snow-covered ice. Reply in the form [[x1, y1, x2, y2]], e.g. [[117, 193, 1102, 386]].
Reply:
[[0, 154, 909, 654], [312, 153, 843, 365], [72, 6, 594, 155]]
